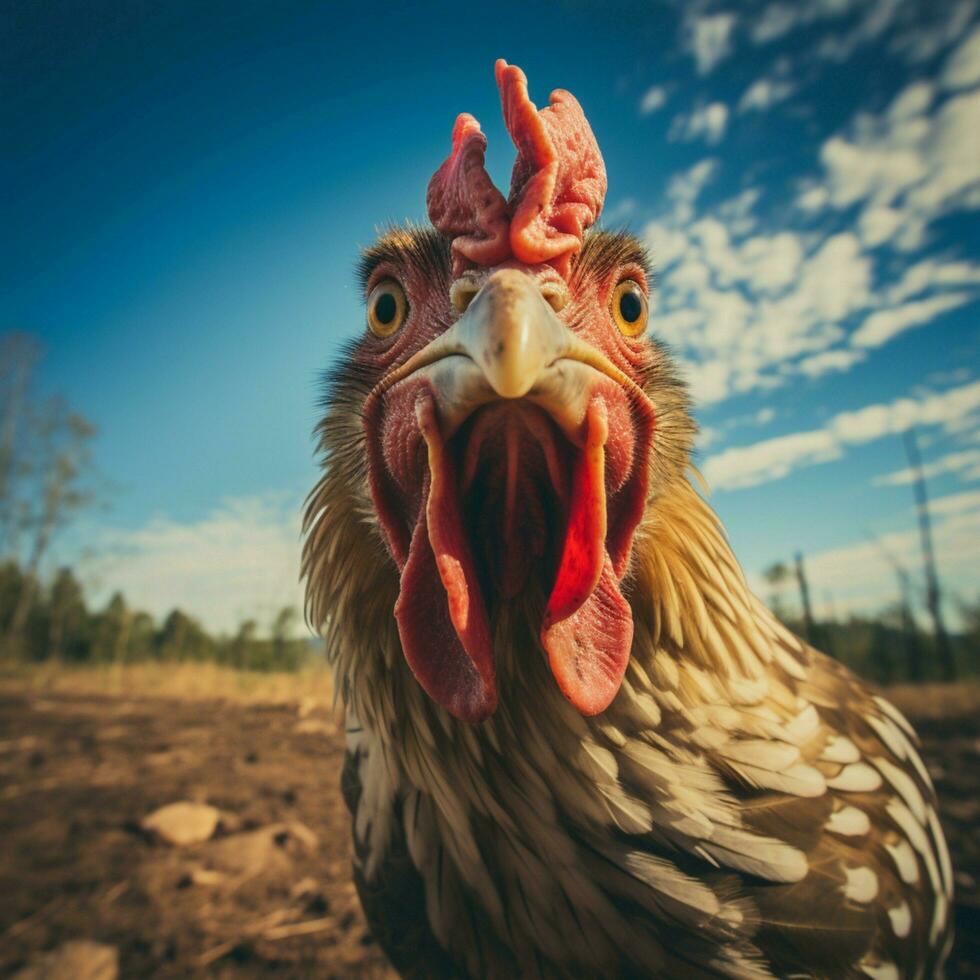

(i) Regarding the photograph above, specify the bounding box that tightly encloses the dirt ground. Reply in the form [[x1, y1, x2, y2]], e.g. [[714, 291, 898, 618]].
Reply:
[[0, 681, 977, 978]]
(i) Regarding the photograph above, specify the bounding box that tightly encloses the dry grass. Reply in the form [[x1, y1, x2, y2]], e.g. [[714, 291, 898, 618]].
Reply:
[[0, 660, 334, 708], [1, 659, 976, 724], [881, 681, 980, 722]]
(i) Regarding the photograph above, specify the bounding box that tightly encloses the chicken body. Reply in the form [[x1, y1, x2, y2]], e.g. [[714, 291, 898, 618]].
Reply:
[[303, 63, 952, 979]]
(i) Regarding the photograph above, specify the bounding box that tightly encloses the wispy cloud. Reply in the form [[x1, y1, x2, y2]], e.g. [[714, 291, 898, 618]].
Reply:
[[801, 80, 980, 252], [873, 447, 980, 486], [82, 493, 306, 635], [639, 85, 669, 115], [639, 39, 980, 409], [851, 292, 974, 348], [684, 12, 738, 74], [929, 487, 980, 514], [941, 22, 980, 89], [668, 101, 730, 144], [796, 349, 867, 379], [737, 76, 796, 113], [703, 379, 980, 491], [815, 0, 906, 62]]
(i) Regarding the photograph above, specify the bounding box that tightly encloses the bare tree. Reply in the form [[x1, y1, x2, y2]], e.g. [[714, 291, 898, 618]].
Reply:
[[4, 393, 98, 650], [903, 428, 955, 682], [870, 534, 923, 683]]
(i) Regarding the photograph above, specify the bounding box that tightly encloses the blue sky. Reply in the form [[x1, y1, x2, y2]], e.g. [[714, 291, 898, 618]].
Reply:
[[3, 0, 979, 633]]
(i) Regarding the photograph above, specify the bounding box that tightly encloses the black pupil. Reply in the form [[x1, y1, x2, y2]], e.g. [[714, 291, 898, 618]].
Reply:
[[375, 292, 397, 325], [619, 288, 643, 323]]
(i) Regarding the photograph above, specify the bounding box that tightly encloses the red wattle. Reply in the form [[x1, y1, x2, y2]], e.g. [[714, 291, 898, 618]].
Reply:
[[544, 401, 608, 627], [541, 399, 632, 715], [542, 554, 633, 715], [393, 398, 496, 723]]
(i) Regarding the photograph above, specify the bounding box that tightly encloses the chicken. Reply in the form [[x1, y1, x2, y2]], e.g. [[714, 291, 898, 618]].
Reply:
[[303, 61, 953, 979]]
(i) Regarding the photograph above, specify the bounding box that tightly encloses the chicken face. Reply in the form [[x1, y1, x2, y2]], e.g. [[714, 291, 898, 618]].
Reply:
[[354, 63, 676, 724]]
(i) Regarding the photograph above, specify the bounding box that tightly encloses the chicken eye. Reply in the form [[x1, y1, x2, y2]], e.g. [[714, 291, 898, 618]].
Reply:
[[367, 280, 408, 338], [611, 280, 648, 337]]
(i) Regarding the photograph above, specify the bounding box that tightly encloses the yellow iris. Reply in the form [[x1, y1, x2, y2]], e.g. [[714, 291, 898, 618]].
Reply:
[[367, 280, 408, 338], [611, 280, 648, 337]]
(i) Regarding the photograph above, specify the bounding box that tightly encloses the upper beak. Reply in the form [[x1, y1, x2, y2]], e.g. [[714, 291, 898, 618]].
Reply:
[[447, 269, 570, 399], [370, 268, 645, 444]]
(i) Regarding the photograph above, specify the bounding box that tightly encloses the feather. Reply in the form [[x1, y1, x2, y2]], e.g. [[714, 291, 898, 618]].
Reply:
[[826, 805, 870, 837], [861, 961, 899, 980], [782, 703, 820, 745], [885, 839, 919, 885], [887, 901, 911, 938], [926, 806, 954, 898], [871, 696, 918, 741], [827, 763, 882, 792], [872, 755, 927, 824], [843, 866, 879, 903], [865, 715, 908, 761], [702, 827, 808, 883], [820, 735, 861, 764]]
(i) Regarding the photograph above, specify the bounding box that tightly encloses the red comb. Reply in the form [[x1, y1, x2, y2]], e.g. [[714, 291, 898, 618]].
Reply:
[[427, 60, 607, 279], [425, 113, 510, 274]]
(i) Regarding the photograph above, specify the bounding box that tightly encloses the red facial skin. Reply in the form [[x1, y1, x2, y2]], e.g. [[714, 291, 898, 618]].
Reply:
[[359, 252, 656, 722]]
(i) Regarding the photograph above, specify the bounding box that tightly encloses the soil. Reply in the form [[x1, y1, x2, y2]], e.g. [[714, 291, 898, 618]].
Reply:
[[0, 688, 977, 978]]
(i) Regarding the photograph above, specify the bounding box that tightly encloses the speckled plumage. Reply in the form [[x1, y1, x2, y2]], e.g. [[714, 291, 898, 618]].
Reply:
[[303, 228, 952, 980]]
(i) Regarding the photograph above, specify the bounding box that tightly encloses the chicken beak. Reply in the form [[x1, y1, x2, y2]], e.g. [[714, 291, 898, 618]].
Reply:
[[447, 269, 570, 400]]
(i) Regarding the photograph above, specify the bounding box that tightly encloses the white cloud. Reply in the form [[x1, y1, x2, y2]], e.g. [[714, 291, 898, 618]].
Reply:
[[737, 77, 796, 113], [816, 0, 905, 62], [749, 0, 871, 47], [851, 291, 974, 348], [705, 430, 841, 491], [645, 58, 980, 408], [660, 158, 718, 226], [831, 381, 980, 441], [751, 3, 802, 44], [858, 204, 904, 247], [697, 425, 723, 450], [929, 488, 980, 515], [891, 0, 976, 65], [669, 102, 730, 145], [717, 187, 762, 236], [874, 448, 980, 486], [640, 85, 669, 115], [603, 198, 637, 225], [797, 348, 867, 378], [797, 184, 830, 212], [806, 82, 980, 252], [647, 216, 874, 402], [82, 493, 306, 635], [941, 23, 980, 90], [686, 13, 738, 74], [886, 258, 980, 303], [703, 379, 980, 491]]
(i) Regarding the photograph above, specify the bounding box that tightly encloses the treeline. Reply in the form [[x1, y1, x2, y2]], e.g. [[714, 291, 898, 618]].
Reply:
[[771, 605, 980, 686], [4, 556, 978, 683], [0, 562, 315, 672]]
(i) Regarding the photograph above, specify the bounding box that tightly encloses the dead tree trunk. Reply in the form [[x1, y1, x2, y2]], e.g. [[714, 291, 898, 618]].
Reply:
[[794, 552, 815, 644], [904, 428, 955, 682], [895, 566, 923, 683]]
